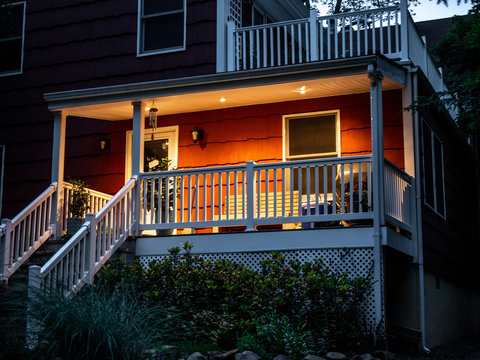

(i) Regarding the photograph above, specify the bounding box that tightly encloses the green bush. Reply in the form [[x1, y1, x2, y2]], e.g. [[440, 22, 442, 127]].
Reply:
[[98, 243, 374, 357]]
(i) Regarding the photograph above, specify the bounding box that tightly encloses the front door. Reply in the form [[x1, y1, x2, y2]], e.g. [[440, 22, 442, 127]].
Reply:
[[125, 126, 178, 182]]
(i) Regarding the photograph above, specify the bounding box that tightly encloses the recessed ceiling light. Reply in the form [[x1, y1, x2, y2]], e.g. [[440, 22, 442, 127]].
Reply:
[[298, 86, 307, 94], [145, 107, 151, 111], [220, 97, 226, 102]]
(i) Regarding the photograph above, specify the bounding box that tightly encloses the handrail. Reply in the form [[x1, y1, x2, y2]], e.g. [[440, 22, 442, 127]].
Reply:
[[384, 161, 413, 231], [236, 17, 309, 31], [1, 182, 57, 280], [35, 176, 137, 295], [317, 5, 399, 20]]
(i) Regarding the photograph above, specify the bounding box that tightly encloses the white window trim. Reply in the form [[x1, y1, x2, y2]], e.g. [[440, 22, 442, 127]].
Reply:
[[0, 145, 4, 218], [0, 1, 26, 77], [282, 110, 341, 161], [422, 120, 446, 219], [125, 126, 179, 183], [136, 0, 187, 57]]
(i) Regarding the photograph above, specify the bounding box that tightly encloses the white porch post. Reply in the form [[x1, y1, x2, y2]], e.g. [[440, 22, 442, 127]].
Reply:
[[309, 9, 319, 62], [400, 0, 409, 61], [216, 0, 228, 73], [369, 64, 385, 328], [51, 110, 66, 238], [132, 101, 145, 176], [132, 101, 144, 235]]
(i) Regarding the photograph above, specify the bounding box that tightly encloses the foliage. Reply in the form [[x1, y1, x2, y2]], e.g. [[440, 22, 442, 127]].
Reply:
[[98, 243, 375, 356], [29, 286, 175, 360], [67, 177, 90, 218], [407, 0, 480, 133], [310, 0, 419, 16]]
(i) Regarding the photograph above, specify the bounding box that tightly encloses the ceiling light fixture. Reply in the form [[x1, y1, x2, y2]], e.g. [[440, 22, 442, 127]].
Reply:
[[220, 97, 226, 102], [299, 86, 307, 94]]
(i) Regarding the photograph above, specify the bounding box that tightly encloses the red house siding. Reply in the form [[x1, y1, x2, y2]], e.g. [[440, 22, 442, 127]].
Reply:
[[167, 90, 405, 169]]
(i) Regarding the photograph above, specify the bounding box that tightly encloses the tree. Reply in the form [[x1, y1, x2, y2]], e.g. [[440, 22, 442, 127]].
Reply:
[[409, 0, 480, 133]]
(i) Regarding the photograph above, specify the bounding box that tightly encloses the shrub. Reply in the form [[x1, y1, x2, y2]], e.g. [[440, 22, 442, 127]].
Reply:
[[98, 243, 374, 356], [29, 286, 175, 360]]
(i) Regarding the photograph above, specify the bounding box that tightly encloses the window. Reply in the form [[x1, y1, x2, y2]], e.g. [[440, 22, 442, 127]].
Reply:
[[422, 119, 446, 218], [137, 0, 186, 56], [284, 111, 340, 194], [284, 111, 340, 160], [0, 145, 4, 218], [0, 2, 25, 76]]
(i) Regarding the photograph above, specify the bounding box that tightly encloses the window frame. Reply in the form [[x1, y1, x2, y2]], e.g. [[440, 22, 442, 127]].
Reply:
[[136, 0, 187, 57], [0, 1, 26, 77], [421, 119, 446, 219], [282, 110, 341, 161]]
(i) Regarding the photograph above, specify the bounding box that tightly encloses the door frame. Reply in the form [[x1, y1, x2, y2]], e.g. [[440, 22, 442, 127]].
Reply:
[[125, 125, 179, 183]]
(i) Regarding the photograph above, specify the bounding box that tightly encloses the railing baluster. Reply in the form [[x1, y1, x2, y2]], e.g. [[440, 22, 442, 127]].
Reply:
[[349, 163, 354, 213], [320, 19, 324, 60], [323, 165, 328, 215], [281, 168, 286, 218], [256, 29, 260, 68], [359, 162, 363, 213], [234, 171, 238, 219], [263, 27, 267, 67], [356, 15, 360, 56], [273, 169, 277, 218], [334, 18, 338, 59], [203, 174, 207, 222], [342, 17, 346, 58], [270, 27, 274, 67], [291, 24, 295, 64], [327, 19, 331, 59], [298, 23, 303, 63], [380, 11, 384, 53], [305, 22, 310, 62], [226, 172, 230, 220], [372, 12, 376, 53], [249, 30, 254, 69], [314, 165, 319, 215], [341, 163, 345, 213], [284, 25, 288, 65]]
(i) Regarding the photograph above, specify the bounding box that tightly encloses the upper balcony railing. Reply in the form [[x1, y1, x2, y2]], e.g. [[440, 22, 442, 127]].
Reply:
[[226, 3, 445, 94]]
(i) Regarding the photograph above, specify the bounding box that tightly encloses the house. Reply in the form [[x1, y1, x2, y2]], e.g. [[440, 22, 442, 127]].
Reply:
[[0, 0, 479, 351]]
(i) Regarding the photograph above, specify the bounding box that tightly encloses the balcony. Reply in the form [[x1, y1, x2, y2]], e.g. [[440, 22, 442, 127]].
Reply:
[[224, 3, 444, 94]]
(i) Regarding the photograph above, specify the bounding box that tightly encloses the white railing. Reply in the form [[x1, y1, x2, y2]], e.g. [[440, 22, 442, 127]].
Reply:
[[316, 6, 401, 61], [229, 6, 403, 71], [0, 183, 57, 280], [233, 18, 311, 70], [384, 160, 414, 231], [139, 156, 374, 232], [32, 177, 137, 295], [62, 182, 112, 233]]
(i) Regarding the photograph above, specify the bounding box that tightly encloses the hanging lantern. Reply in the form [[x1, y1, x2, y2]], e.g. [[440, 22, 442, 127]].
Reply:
[[149, 106, 158, 130]]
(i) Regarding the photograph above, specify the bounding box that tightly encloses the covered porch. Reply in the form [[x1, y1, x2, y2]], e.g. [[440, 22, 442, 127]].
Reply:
[[1, 55, 418, 317]]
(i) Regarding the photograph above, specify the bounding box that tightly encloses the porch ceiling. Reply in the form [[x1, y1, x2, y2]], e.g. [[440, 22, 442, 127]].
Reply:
[[60, 75, 402, 121], [45, 56, 406, 121]]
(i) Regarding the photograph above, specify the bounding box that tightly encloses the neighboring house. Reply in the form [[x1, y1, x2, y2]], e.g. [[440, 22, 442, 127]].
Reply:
[[0, 0, 479, 351]]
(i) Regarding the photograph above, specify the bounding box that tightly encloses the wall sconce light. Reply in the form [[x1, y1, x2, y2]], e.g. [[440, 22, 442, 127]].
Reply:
[[191, 127, 204, 144], [98, 135, 110, 151]]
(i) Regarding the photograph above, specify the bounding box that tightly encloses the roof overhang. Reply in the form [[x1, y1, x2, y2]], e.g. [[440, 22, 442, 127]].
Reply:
[[44, 55, 407, 121]]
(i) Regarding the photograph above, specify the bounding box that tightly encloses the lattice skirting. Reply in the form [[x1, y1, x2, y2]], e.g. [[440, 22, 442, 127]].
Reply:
[[139, 247, 377, 325]]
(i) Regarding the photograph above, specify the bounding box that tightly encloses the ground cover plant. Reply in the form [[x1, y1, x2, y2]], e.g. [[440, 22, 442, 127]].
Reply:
[[98, 242, 375, 358]]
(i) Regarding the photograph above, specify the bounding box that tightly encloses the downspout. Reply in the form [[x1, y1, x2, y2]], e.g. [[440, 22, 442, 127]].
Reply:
[[411, 68, 431, 354]]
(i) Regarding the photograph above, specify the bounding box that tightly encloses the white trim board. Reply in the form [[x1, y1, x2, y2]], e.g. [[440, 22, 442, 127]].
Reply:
[[135, 226, 375, 256]]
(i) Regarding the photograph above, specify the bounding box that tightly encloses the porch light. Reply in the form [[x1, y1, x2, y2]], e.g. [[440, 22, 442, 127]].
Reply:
[[98, 135, 110, 151], [148, 102, 158, 130], [220, 97, 226, 102], [191, 127, 204, 144], [298, 86, 307, 94]]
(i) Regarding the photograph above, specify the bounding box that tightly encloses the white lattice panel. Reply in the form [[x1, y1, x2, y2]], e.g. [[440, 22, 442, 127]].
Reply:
[[229, 0, 242, 28], [139, 247, 376, 324]]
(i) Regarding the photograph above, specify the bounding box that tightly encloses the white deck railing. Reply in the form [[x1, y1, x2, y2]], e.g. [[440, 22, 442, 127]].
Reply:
[[0, 183, 57, 280], [384, 160, 414, 231], [229, 6, 404, 71], [62, 182, 112, 234], [32, 176, 137, 295], [139, 156, 374, 232]]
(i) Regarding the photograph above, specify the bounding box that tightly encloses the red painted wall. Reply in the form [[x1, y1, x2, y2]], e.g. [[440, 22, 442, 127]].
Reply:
[[149, 90, 405, 170]]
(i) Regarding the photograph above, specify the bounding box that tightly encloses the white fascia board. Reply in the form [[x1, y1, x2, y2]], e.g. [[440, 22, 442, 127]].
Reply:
[[135, 227, 375, 256]]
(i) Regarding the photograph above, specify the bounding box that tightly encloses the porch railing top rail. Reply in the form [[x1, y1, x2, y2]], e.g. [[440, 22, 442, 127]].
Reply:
[[384, 158, 412, 183], [10, 182, 57, 225], [64, 182, 112, 202], [236, 17, 309, 32], [140, 155, 374, 178], [1, 182, 57, 280], [316, 5, 399, 20]]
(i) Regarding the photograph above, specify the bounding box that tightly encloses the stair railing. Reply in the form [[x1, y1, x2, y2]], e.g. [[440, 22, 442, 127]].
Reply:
[[30, 176, 137, 295], [0, 183, 57, 281]]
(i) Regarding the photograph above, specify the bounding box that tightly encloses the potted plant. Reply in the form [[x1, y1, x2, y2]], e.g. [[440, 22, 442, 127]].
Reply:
[[66, 177, 90, 234], [145, 157, 176, 236]]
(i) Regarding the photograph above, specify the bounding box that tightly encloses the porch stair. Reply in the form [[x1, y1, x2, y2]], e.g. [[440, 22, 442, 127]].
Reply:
[[0, 182, 112, 283]]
